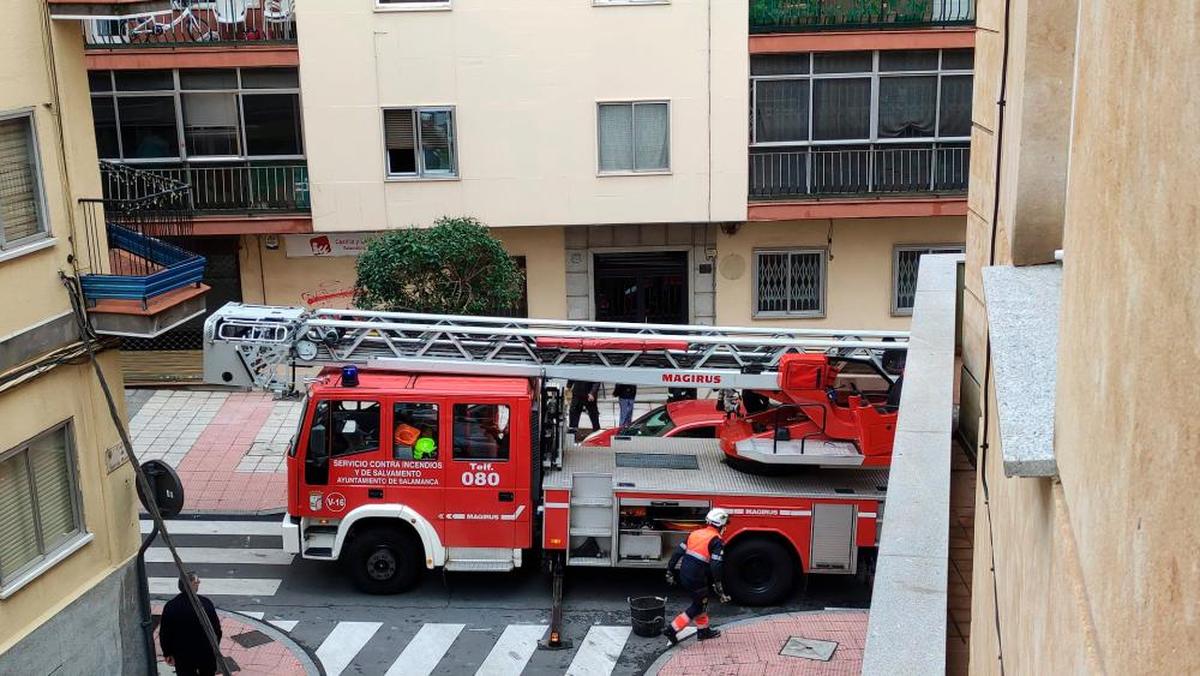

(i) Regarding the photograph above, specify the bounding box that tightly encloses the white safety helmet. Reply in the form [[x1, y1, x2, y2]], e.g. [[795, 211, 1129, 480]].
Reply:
[[706, 508, 730, 529]]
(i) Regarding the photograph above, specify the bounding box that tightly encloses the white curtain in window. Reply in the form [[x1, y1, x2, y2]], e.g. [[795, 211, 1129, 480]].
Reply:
[[0, 119, 42, 243], [633, 103, 669, 171], [0, 453, 38, 580], [598, 104, 633, 172], [30, 433, 76, 551]]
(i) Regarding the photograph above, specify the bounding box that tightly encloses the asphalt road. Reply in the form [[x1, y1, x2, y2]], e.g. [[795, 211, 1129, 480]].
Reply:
[[145, 518, 871, 675]]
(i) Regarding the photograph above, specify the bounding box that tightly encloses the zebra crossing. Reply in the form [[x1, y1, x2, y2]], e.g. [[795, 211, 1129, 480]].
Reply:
[[142, 518, 651, 675]]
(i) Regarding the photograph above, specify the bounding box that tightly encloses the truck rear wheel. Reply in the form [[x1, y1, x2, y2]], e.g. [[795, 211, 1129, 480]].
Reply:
[[722, 537, 796, 606], [345, 527, 423, 594]]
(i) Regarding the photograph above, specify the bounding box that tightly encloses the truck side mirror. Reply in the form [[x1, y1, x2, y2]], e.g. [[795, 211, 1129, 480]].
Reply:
[[308, 426, 328, 463]]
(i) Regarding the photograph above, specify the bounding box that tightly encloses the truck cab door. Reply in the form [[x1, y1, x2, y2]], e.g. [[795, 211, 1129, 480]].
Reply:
[[298, 397, 383, 518], [443, 402, 524, 548]]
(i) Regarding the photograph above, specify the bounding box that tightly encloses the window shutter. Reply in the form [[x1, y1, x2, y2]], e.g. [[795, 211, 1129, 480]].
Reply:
[[0, 453, 39, 581], [0, 118, 43, 244], [29, 433, 77, 551], [383, 109, 415, 150]]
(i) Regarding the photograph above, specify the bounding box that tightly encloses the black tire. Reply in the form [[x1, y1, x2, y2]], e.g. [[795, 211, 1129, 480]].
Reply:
[[722, 537, 796, 606], [344, 527, 423, 594]]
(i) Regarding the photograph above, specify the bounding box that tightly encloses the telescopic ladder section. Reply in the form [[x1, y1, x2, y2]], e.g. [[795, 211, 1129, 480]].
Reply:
[[203, 304, 909, 394]]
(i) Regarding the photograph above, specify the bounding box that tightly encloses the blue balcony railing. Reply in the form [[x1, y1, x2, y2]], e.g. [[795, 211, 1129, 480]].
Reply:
[[79, 162, 205, 308]]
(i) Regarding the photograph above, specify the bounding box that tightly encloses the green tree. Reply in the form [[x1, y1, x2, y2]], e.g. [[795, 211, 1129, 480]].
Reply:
[[353, 216, 524, 315]]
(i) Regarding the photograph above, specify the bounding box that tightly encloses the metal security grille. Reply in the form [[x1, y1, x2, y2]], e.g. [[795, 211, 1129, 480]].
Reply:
[[755, 250, 825, 317], [893, 245, 964, 314]]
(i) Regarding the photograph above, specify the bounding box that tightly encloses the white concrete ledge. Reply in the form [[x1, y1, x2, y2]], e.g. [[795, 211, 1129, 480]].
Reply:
[[862, 254, 961, 676], [981, 264, 1061, 477]]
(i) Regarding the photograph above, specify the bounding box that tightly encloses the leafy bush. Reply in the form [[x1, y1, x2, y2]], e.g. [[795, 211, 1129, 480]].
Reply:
[[353, 216, 524, 315]]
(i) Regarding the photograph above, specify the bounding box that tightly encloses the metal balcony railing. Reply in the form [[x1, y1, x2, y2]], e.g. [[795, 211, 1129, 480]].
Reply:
[[750, 0, 975, 33], [79, 162, 204, 307], [100, 163, 309, 215], [749, 144, 970, 199], [83, 0, 297, 48]]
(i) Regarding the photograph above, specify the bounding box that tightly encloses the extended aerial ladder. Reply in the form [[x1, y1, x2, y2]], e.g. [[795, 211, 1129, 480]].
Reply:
[[203, 304, 908, 467]]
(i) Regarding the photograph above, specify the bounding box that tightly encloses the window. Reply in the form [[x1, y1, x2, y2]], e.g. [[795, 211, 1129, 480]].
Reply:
[[621, 406, 675, 436], [329, 400, 381, 457], [598, 101, 670, 173], [0, 114, 47, 249], [383, 107, 457, 178], [88, 68, 304, 162], [393, 402, 439, 461], [893, 245, 965, 314], [377, 0, 451, 8], [750, 50, 973, 146], [754, 249, 826, 317], [452, 404, 510, 461], [0, 423, 84, 591]]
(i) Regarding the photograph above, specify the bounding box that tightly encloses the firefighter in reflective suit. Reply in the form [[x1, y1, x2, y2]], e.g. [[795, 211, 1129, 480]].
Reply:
[[663, 508, 731, 644]]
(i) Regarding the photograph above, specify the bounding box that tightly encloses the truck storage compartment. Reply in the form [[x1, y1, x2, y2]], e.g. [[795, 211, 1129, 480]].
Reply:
[[615, 498, 709, 565]]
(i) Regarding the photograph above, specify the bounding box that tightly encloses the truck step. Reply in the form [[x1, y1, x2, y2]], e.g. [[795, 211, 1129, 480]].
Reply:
[[570, 497, 613, 508], [569, 527, 612, 537], [567, 556, 612, 567], [444, 559, 516, 572], [305, 525, 339, 535], [304, 546, 334, 559]]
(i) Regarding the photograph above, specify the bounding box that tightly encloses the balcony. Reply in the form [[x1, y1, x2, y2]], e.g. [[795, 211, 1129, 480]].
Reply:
[[749, 143, 969, 200], [83, 0, 297, 49], [101, 162, 309, 215], [750, 0, 975, 33], [78, 163, 209, 337]]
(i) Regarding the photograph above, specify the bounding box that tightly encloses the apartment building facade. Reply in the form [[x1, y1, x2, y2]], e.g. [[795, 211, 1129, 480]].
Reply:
[[1, 0, 210, 672], [79, 1, 974, 380], [958, 0, 1200, 672]]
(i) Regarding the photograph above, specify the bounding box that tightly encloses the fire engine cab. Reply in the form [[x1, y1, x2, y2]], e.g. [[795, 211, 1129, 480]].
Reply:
[[203, 305, 904, 605]]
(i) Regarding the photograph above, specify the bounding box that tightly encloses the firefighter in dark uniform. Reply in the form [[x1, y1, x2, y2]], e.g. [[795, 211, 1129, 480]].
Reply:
[[663, 508, 731, 644]]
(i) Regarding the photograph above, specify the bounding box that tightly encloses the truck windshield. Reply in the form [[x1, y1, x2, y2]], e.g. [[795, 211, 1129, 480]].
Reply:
[[621, 406, 675, 437]]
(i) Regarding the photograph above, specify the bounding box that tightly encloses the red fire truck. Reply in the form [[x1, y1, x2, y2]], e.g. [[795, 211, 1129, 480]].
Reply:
[[204, 305, 904, 606]]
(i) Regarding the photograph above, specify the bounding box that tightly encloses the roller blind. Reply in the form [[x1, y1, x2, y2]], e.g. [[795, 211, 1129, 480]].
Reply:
[[0, 117, 43, 245], [0, 453, 39, 581], [30, 434, 77, 551], [384, 109, 416, 150]]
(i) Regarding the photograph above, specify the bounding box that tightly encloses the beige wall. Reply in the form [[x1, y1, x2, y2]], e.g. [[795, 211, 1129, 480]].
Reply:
[[0, 354, 137, 652], [715, 217, 965, 329], [239, 226, 569, 318], [297, 0, 748, 231], [967, 0, 1199, 673], [0, 5, 137, 650], [0, 8, 103, 338]]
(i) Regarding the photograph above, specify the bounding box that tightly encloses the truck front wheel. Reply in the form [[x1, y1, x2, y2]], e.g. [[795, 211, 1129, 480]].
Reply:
[[345, 527, 423, 594], [722, 537, 796, 606]]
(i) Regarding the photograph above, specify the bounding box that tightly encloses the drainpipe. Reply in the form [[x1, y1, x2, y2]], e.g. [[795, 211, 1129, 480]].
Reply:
[[136, 519, 160, 675]]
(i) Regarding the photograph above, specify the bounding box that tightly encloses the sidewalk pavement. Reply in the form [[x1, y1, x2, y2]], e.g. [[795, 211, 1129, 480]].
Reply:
[[646, 610, 868, 676], [125, 387, 677, 514], [152, 605, 319, 675]]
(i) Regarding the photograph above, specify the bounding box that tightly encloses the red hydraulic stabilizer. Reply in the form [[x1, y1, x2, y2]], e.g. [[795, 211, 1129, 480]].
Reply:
[[718, 354, 897, 469]]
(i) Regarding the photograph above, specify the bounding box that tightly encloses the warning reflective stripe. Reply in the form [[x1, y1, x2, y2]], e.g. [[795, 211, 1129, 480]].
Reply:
[[543, 502, 569, 509], [440, 505, 526, 521], [779, 509, 811, 517], [686, 551, 709, 562], [857, 512, 878, 518]]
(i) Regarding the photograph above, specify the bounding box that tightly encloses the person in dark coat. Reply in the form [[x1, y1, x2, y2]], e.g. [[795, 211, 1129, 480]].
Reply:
[[613, 383, 637, 427], [567, 380, 601, 434], [160, 572, 223, 676]]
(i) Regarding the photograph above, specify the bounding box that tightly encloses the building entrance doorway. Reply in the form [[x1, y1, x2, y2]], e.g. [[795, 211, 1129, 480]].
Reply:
[[593, 251, 688, 324]]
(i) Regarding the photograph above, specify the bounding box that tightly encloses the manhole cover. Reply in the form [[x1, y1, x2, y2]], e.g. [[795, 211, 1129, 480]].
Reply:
[[779, 636, 838, 661], [615, 453, 699, 470], [231, 630, 271, 649]]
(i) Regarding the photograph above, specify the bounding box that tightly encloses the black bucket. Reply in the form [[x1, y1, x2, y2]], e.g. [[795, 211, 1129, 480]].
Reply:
[[629, 596, 667, 638]]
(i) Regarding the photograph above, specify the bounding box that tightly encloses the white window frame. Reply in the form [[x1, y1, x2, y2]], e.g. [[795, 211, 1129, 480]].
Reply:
[[752, 248, 827, 319], [375, 0, 452, 12], [593, 0, 670, 5], [749, 49, 973, 148], [0, 420, 91, 600], [88, 68, 306, 164], [381, 106, 459, 181], [596, 100, 672, 176], [892, 243, 965, 315], [0, 109, 50, 253]]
